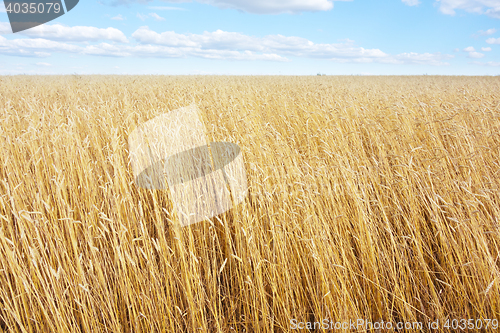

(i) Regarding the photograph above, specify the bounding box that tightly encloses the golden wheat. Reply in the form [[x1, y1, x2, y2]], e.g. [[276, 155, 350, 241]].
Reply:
[[0, 75, 499, 332]]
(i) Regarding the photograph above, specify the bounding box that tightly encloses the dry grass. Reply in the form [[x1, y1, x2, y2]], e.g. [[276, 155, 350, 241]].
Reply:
[[0, 75, 499, 332]]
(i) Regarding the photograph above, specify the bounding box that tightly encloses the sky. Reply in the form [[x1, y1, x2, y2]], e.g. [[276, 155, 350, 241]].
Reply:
[[0, 0, 499, 75]]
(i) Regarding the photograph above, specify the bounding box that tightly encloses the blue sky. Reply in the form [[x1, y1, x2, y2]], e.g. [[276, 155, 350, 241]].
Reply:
[[0, 0, 499, 75]]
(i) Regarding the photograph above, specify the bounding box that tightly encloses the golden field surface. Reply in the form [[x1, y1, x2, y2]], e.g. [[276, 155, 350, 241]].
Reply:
[[0, 75, 499, 332]]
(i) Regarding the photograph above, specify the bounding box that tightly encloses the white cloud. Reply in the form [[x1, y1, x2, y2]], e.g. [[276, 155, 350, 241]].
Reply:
[[437, 0, 500, 18], [34, 51, 51, 57], [198, 0, 339, 14], [149, 13, 166, 21], [0, 35, 79, 57], [482, 46, 492, 51], [0, 24, 454, 65], [35, 62, 52, 66], [137, 12, 166, 20], [462, 46, 485, 58], [124, 44, 289, 60], [388, 52, 454, 65], [137, 13, 149, 20], [478, 28, 497, 35], [468, 51, 485, 58], [83, 42, 132, 57], [148, 6, 187, 10], [113, 0, 349, 14], [402, 0, 421, 6], [487, 37, 500, 43], [471, 60, 500, 66], [0, 22, 12, 35], [111, 14, 125, 20], [485, 6, 500, 18], [131, 26, 453, 65], [131, 27, 386, 58], [16, 24, 128, 42], [0, 33, 288, 61]]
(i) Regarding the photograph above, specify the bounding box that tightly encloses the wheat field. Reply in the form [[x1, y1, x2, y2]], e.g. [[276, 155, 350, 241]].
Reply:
[[0, 75, 499, 332]]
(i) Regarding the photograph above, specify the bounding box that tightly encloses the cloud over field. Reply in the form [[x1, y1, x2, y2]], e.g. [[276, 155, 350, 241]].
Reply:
[[131, 26, 453, 65], [463, 46, 485, 58], [0, 23, 453, 65], [471, 60, 500, 66], [0, 22, 128, 42]]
